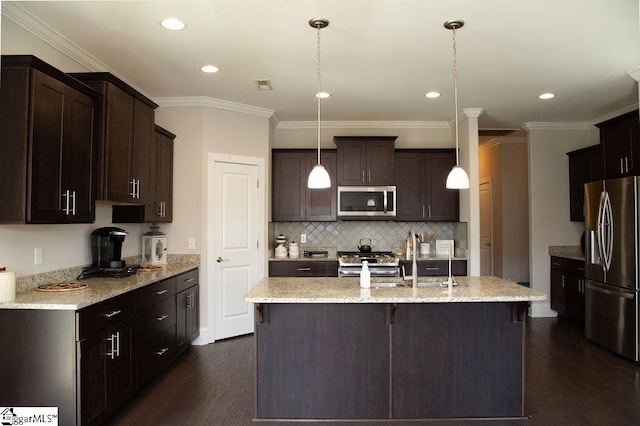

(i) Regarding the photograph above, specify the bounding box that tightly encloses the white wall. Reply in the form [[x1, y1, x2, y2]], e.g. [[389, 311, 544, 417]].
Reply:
[[526, 125, 599, 316]]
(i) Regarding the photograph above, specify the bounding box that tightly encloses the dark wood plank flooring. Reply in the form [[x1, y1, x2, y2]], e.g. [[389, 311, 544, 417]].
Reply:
[[107, 318, 640, 425]]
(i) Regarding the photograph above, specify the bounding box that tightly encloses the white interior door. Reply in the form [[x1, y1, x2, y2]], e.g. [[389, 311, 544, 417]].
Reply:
[[211, 159, 259, 340], [479, 181, 493, 276]]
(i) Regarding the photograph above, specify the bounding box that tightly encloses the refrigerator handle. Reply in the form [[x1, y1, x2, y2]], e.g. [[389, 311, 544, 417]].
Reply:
[[602, 191, 613, 272], [596, 191, 607, 271]]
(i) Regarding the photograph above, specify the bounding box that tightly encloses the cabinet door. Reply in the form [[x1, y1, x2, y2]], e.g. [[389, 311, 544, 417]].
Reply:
[[336, 138, 367, 185], [305, 150, 337, 221], [104, 84, 135, 202], [425, 151, 459, 221], [109, 318, 136, 410], [29, 69, 65, 222], [550, 269, 568, 317], [272, 151, 306, 221], [145, 127, 174, 222], [176, 285, 200, 353], [599, 111, 639, 179], [132, 98, 154, 204], [63, 86, 96, 222], [395, 153, 425, 220], [366, 139, 396, 185], [256, 303, 389, 419]]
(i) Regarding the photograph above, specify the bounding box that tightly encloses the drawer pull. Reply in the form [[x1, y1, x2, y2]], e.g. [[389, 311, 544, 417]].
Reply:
[[155, 289, 168, 295], [424, 267, 440, 271], [155, 315, 169, 322], [297, 267, 312, 271], [183, 277, 195, 283], [102, 310, 121, 318], [155, 347, 169, 356]]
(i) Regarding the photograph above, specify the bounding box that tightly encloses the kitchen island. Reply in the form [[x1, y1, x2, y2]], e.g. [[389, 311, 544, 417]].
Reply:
[[245, 276, 545, 422]]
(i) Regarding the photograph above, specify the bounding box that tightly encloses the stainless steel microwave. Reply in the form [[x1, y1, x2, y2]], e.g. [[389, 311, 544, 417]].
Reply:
[[337, 186, 396, 218]]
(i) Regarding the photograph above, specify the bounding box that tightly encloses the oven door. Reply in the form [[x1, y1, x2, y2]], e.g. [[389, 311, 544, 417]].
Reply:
[[338, 265, 399, 277], [585, 280, 639, 361], [337, 186, 396, 218]]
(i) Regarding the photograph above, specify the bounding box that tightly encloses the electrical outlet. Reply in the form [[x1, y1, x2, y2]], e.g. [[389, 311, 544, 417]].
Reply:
[[300, 234, 307, 243], [34, 248, 42, 265], [188, 238, 196, 250]]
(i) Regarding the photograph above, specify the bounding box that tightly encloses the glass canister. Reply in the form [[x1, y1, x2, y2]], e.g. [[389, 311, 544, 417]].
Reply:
[[142, 224, 168, 266]]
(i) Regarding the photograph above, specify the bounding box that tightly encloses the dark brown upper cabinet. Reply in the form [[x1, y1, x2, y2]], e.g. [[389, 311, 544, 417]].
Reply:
[[335, 136, 396, 186], [272, 149, 337, 221], [112, 125, 175, 223], [395, 150, 459, 221], [567, 145, 601, 222], [0, 55, 98, 224], [596, 110, 640, 179], [70, 72, 157, 204]]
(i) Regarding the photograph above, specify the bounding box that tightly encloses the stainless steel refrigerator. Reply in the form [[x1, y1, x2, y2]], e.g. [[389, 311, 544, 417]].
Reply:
[[584, 176, 639, 361]]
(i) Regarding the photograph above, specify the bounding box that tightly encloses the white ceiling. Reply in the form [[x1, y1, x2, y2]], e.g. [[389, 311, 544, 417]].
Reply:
[[3, 0, 640, 129]]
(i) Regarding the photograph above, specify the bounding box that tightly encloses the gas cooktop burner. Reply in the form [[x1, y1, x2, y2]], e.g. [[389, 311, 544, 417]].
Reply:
[[337, 251, 398, 266]]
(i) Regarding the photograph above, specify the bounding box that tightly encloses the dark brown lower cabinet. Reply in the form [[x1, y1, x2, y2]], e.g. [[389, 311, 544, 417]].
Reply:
[[255, 302, 526, 421], [268, 260, 338, 277], [399, 259, 467, 276], [0, 268, 199, 425], [176, 285, 200, 353], [256, 303, 390, 419]]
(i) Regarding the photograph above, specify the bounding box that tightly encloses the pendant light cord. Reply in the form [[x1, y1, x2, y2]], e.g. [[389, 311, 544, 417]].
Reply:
[[316, 24, 322, 166], [452, 25, 460, 167]]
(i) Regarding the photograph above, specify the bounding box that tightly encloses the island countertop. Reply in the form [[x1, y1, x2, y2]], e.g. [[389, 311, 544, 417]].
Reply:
[[245, 275, 546, 304]]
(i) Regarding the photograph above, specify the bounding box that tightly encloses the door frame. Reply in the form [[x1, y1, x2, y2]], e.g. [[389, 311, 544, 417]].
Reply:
[[199, 153, 266, 344], [479, 178, 494, 276]]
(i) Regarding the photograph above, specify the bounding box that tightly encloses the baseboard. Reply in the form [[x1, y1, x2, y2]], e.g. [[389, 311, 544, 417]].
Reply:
[[191, 327, 213, 346], [530, 302, 558, 318]]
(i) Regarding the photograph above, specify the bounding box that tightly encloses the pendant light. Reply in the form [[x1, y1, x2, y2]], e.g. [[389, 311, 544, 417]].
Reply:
[[307, 18, 331, 189], [444, 19, 470, 190]]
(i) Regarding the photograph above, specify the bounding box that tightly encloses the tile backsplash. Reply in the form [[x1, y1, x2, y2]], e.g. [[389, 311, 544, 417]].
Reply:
[[271, 221, 467, 256]]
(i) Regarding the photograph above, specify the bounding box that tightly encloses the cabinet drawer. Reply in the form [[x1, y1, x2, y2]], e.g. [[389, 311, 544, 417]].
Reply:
[[77, 293, 135, 339], [269, 261, 338, 277], [176, 268, 199, 293], [136, 324, 176, 387], [135, 277, 176, 311], [550, 256, 568, 271], [401, 260, 467, 277], [135, 296, 176, 344]]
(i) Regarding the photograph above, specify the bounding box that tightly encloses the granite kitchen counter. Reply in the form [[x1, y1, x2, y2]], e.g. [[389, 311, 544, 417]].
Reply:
[[548, 245, 584, 261], [0, 263, 199, 310], [245, 275, 545, 304]]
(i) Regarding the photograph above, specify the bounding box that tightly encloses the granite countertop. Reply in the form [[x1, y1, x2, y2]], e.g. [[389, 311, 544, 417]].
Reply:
[[548, 245, 584, 261], [245, 276, 546, 304], [0, 264, 199, 311]]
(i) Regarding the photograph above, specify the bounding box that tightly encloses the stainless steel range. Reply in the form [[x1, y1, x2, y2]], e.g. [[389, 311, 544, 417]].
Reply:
[[337, 251, 400, 277]]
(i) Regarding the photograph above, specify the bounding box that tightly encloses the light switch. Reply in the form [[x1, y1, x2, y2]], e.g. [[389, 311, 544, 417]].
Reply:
[[34, 248, 42, 265], [188, 238, 196, 250]]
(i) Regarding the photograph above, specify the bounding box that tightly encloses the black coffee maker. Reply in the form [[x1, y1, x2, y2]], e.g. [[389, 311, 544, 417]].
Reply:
[[91, 227, 128, 268]]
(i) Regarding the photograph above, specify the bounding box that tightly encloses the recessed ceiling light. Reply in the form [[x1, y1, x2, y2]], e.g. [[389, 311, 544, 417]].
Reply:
[[201, 65, 219, 73], [425, 91, 441, 98], [539, 92, 556, 100], [161, 17, 186, 31], [315, 92, 330, 99]]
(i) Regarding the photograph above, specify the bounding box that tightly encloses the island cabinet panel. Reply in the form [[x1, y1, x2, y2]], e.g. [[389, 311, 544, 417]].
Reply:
[[391, 303, 524, 418], [268, 260, 338, 277], [400, 259, 467, 276], [256, 303, 390, 419]]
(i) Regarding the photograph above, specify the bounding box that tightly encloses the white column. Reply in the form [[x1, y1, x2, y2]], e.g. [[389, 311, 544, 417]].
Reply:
[[458, 108, 484, 276]]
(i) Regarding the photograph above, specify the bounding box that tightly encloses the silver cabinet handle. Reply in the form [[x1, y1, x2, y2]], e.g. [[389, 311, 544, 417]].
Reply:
[[130, 179, 137, 198], [71, 190, 76, 215], [297, 267, 312, 271], [216, 257, 229, 263], [155, 347, 169, 356], [102, 310, 121, 318], [183, 277, 195, 283], [107, 331, 120, 359], [428, 205, 432, 218], [621, 158, 625, 174], [362, 170, 365, 183], [422, 205, 425, 218], [62, 190, 71, 215], [155, 289, 168, 295], [368, 170, 371, 183], [186, 293, 193, 309], [155, 314, 169, 321], [424, 267, 440, 271]]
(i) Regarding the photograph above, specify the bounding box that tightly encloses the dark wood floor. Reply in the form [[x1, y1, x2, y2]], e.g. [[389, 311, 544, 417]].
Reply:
[[107, 318, 640, 425]]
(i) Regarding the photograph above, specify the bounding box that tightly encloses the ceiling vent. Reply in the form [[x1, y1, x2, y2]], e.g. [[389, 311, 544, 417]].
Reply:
[[255, 79, 273, 90]]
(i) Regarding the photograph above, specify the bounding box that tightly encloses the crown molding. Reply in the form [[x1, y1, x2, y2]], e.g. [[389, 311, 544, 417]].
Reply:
[[629, 67, 640, 82], [276, 120, 451, 130], [521, 122, 595, 131], [588, 103, 639, 125], [154, 97, 275, 119]]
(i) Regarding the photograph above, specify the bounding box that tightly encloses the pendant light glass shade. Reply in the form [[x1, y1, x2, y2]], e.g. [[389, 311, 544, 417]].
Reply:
[[308, 164, 331, 188], [446, 165, 470, 189], [444, 19, 470, 190], [307, 18, 331, 189]]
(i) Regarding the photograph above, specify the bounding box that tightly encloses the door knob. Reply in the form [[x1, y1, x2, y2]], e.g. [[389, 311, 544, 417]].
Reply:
[[216, 256, 229, 263]]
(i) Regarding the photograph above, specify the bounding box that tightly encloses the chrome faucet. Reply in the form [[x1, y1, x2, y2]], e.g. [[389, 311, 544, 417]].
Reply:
[[402, 230, 418, 288]]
